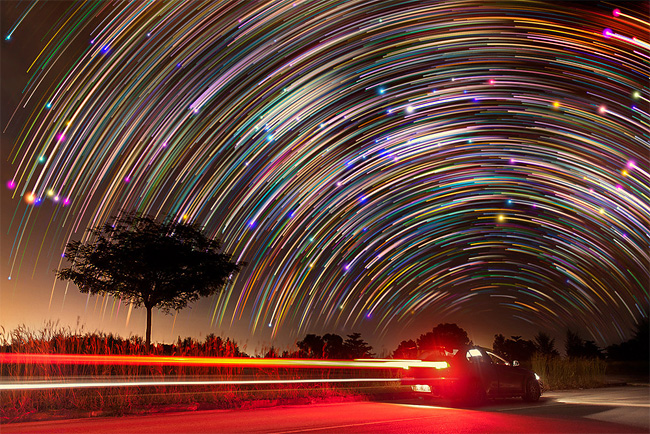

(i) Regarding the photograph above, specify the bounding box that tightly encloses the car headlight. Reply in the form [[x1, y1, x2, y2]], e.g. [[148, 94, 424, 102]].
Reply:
[[534, 373, 541, 381]]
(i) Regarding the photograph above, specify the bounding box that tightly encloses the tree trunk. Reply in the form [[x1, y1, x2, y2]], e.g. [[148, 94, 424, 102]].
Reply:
[[146, 305, 152, 352]]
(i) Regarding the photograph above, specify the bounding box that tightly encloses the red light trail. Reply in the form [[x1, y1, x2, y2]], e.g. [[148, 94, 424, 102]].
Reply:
[[0, 353, 446, 369], [0, 353, 449, 391]]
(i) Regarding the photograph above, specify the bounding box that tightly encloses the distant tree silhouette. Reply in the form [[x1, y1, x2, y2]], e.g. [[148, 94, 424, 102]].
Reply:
[[344, 332, 374, 358], [392, 339, 418, 359], [565, 330, 584, 358], [296, 334, 325, 358], [607, 318, 650, 361], [56, 212, 242, 350], [533, 331, 559, 358], [293, 332, 373, 359], [493, 334, 536, 362], [417, 323, 470, 351], [493, 334, 507, 357], [582, 340, 604, 359], [323, 333, 345, 359], [565, 329, 603, 359]]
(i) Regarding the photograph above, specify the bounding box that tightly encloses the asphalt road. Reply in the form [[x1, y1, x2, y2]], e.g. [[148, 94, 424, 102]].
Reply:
[[3, 386, 648, 433]]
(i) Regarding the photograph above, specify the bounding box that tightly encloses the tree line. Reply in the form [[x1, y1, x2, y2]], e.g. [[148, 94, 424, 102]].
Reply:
[[4, 320, 646, 364], [392, 320, 649, 363], [263, 332, 374, 359]]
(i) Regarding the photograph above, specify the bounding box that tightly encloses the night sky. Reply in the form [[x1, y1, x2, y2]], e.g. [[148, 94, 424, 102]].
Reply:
[[1, 0, 648, 355]]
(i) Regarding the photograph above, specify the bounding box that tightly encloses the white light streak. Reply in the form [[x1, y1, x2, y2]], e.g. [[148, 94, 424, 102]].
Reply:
[[0, 377, 401, 391]]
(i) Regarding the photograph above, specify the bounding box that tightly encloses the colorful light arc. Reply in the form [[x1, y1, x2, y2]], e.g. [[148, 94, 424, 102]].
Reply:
[[3, 1, 648, 344]]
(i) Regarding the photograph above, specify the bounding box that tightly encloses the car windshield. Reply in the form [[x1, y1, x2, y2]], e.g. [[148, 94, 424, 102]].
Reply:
[[486, 351, 510, 365]]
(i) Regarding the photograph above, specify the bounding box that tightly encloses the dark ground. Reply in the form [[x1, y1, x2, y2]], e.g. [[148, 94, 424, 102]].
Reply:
[[3, 385, 648, 433]]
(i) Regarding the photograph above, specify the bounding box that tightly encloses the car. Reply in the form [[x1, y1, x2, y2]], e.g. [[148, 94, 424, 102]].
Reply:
[[401, 345, 542, 405]]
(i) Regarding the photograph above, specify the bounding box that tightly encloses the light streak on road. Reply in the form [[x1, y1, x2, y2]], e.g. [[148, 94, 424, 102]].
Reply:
[[0, 377, 401, 391], [0, 354, 454, 392], [555, 399, 650, 408], [0, 353, 448, 391], [0, 353, 446, 370]]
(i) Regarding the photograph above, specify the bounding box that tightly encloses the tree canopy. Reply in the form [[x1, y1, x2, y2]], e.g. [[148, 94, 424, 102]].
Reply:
[[296, 334, 325, 358], [391, 323, 471, 358], [606, 318, 649, 361], [416, 323, 471, 351], [292, 332, 373, 359], [565, 329, 603, 359], [344, 332, 375, 358], [493, 334, 536, 362], [533, 331, 560, 358], [56, 213, 243, 349], [392, 339, 418, 359]]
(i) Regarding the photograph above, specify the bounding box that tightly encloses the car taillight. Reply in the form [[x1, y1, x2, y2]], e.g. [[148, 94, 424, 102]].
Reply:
[[418, 361, 448, 369], [397, 360, 449, 370]]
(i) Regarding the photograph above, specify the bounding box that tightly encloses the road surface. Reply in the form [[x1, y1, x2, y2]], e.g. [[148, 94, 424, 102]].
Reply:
[[3, 386, 648, 433]]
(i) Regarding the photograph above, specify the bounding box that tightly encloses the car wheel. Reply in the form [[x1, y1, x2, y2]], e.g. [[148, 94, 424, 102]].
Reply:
[[522, 377, 541, 402], [462, 378, 486, 407]]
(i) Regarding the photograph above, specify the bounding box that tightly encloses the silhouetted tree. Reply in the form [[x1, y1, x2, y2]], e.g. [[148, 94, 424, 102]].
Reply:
[[493, 334, 536, 362], [344, 332, 374, 358], [392, 339, 418, 359], [323, 333, 345, 359], [533, 331, 559, 357], [565, 330, 584, 358], [583, 340, 604, 359], [565, 329, 603, 359], [296, 334, 325, 358], [607, 318, 650, 361], [56, 212, 243, 350], [493, 334, 507, 357], [417, 323, 470, 351]]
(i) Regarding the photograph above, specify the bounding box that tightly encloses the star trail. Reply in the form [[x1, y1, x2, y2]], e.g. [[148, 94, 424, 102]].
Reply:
[[2, 0, 648, 347]]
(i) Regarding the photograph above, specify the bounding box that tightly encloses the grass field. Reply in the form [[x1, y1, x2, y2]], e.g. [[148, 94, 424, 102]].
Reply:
[[0, 324, 399, 423], [531, 354, 607, 390]]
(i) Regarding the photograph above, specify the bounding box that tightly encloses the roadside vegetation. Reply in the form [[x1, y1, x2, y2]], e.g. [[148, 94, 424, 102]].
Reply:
[[0, 323, 393, 423], [531, 354, 606, 390], [2, 318, 646, 422]]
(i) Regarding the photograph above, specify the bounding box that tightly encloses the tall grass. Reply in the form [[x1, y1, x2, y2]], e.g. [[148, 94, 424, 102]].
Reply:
[[531, 354, 606, 390], [0, 324, 398, 423]]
